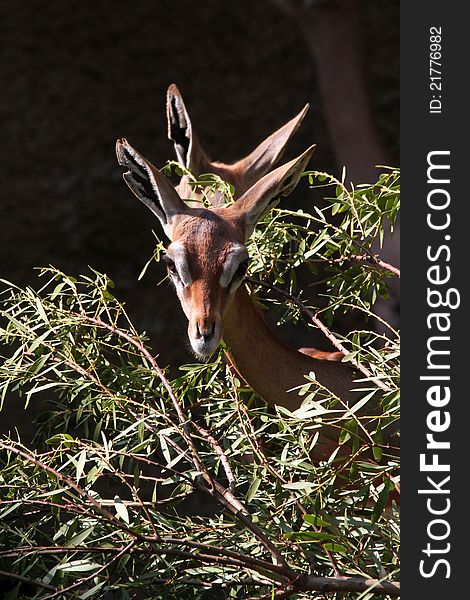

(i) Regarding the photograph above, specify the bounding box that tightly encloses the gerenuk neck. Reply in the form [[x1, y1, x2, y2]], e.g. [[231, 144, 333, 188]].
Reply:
[[222, 285, 357, 411]]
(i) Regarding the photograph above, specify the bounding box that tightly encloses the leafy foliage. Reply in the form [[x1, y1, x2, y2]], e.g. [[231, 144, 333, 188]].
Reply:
[[0, 169, 399, 598]]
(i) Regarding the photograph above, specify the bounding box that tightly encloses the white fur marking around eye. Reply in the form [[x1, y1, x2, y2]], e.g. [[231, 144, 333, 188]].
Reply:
[[220, 244, 249, 288], [167, 242, 193, 287]]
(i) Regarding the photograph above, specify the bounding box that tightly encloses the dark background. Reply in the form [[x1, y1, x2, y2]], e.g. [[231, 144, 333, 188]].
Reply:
[[1, 0, 399, 387]]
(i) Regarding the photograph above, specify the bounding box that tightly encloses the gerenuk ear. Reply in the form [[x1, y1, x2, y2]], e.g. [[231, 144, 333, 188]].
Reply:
[[227, 145, 316, 240], [116, 138, 188, 240], [166, 83, 211, 176], [232, 104, 309, 191]]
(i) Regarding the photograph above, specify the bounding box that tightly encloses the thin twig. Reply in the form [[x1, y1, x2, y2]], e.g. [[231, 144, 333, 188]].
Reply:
[[192, 421, 236, 491], [0, 569, 55, 591], [325, 253, 400, 277]]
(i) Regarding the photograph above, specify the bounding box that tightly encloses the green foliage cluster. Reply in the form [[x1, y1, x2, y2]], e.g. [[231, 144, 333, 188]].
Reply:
[[0, 169, 399, 599]]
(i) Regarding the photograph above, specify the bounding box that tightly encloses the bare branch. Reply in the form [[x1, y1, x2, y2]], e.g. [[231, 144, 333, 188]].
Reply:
[[351, 253, 400, 277]]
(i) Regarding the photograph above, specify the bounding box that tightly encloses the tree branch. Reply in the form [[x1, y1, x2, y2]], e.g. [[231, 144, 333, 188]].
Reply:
[[296, 573, 400, 595], [0, 544, 400, 595], [350, 253, 400, 277]]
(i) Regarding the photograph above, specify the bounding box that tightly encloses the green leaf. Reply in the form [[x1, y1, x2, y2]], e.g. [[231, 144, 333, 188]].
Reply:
[[35, 297, 50, 324], [373, 445, 383, 462], [246, 476, 262, 503], [303, 515, 331, 528], [284, 531, 337, 541], [58, 560, 101, 573], [79, 582, 105, 600], [283, 481, 316, 491], [0, 501, 22, 519], [323, 542, 348, 554], [75, 450, 87, 483], [346, 392, 375, 416], [373, 425, 383, 461], [66, 526, 95, 547], [114, 496, 130, 523], [37, 488, 67, 499], [27, 381, 61, 396], [373, 484, 390, 523], [28, 330, 52, 353]]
